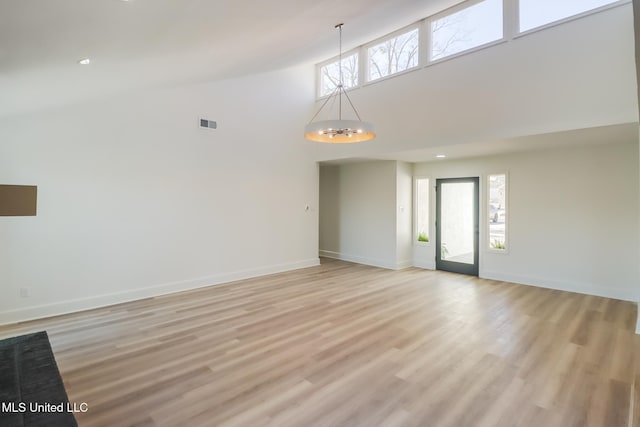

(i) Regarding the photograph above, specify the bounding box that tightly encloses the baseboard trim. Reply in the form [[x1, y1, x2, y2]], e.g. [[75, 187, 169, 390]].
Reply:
[[319, 250, 406, 270], [0, 258, 320, 326], [413, 259, 435, 270], [631, 374, 637, 426], [396, 259, 413, 270], [482, 270, 638, 302]]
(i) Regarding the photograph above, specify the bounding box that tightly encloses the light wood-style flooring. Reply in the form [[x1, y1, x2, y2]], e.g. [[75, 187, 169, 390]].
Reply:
[[1, 258, 638, 427]]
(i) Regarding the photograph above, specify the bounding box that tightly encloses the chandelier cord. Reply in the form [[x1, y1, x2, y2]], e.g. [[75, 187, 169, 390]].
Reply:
[[307, 23, 361, 124], [306, 84, 340, 124], [341, 86, 363, 122], [337, 23, 343, 121]]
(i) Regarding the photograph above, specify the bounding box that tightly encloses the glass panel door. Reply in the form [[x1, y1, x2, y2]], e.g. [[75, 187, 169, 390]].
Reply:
[[436, 177, 479, 276]]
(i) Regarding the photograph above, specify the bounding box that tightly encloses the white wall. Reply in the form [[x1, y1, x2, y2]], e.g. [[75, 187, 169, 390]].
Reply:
[[312, 4, 637, 162], [318, 165, 340, 256], [396, 162, 413, 268], [414, 141, 640, 301], [0, 65, 320, 324], [319, 161, 399, 269], [319, 160, 414, 270]]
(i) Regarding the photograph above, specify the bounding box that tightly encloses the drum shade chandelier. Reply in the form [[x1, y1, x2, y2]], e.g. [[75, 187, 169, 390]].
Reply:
[[304, 24, 375, 143]]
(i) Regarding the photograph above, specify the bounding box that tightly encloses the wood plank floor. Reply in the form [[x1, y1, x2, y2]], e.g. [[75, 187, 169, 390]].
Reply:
[[0, 258, 638, 427]]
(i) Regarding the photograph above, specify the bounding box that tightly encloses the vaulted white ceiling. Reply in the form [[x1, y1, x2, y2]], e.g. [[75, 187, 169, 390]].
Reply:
[[2, 0, 637, 164], [0, 0, 461, 117]]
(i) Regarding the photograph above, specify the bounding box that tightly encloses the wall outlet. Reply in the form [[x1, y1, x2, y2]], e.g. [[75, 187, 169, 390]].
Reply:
[[19, 287, 29, 298]]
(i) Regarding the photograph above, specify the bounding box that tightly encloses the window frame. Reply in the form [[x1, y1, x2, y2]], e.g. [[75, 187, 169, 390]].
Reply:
[[486, 172, 509, 253], [414, 176, 431, 246], [316, 49, 361, 99], [313, 0, 630, 99], [427, 0, 506, 64], [515, 0, 628, 37], [364, 24, 421, 84]]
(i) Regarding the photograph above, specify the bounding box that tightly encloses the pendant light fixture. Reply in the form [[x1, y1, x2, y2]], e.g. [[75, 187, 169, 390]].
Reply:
[[304, 23, 376, 143]]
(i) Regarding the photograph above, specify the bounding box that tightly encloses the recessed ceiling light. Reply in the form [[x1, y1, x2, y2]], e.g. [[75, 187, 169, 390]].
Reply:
[[436, 154, 446, 159], [78, 58, 91, 65]]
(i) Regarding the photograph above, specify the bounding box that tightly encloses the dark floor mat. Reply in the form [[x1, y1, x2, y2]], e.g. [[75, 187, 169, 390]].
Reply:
[[0, 331, 78, 427]]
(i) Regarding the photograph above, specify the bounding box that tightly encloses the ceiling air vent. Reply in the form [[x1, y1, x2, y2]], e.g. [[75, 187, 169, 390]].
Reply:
[[199, 119, 217, 130]]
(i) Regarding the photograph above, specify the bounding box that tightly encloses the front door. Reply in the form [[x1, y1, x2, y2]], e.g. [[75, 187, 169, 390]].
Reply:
[[436, 177, 479, 276]]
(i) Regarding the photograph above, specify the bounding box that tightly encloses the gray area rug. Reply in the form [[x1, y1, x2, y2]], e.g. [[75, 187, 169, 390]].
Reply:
[[0, 331, 78, 427]]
